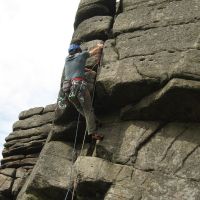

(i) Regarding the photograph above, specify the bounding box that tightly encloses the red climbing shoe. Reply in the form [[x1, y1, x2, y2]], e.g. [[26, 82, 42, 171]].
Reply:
[[91, 133, 104, 141]]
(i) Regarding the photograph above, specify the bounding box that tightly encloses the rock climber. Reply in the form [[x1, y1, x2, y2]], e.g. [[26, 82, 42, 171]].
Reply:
[[59, 43, 104, 141]]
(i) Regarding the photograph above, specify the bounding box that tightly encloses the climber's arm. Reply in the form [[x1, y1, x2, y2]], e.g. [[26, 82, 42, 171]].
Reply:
[[89, 43, 104, 56]]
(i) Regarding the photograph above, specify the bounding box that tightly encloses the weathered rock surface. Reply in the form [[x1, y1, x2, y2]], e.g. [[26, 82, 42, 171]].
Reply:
[[96, 120, 161, 164], [116, 22, 200, 60], [0, 174, 13, 196], [1, 105, 54, 198], [19, 107, 44, 120], [74, 0, 116, 28], [72, 16, 113, 43], [121, 78, 200, 121], [13, 112, 54, 131], [5, 124, 52, 142], [17, 139, 90, 200], [75, 156, 200, 200], [16, 141, 74, 200], [114, 0, 200, 35], [43, 103, 56, 113], [96, 58, 159, 109], [132, 122, 200, 183], [2, 0, 200, 199]]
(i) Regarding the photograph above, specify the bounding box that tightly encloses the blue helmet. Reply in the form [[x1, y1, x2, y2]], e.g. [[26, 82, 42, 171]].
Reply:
[[68, 44, 81, 53]]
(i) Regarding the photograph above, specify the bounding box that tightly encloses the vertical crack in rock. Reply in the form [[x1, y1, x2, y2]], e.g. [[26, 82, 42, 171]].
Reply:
[[113, 38, 120, 60]]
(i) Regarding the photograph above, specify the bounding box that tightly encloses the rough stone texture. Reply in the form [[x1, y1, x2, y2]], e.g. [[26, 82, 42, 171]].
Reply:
[[49, 122, 87, 143], [72, 16, 113, 43], [114, 0, 200, 35], [123, 0, 175, 11], [121, 78, 200, 121], [19, 107, 44, 120], [74, 156, 200, 200], [1, 104, 54, 199], [74, 0, 116, 27], [43, 104, 56, 113], [0, 168, 16, 178], [102, 39, 118, 65], [0, 174, 13, 196], [95, 120, 161, 164], [96, 58, 159, 109], [13, 112, 54, 131], [2, 139, 46, 158], [12, 178, 26, 197], [116, 22, 200, 60], [2, 0, 200, 200], [16, 140, 89, 200], [5, 124, 52, 142], [134, 123, 200, 176]]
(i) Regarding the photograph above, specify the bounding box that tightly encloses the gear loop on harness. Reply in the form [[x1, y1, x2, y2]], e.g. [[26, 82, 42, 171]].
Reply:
[[69, 79, 87, 104]]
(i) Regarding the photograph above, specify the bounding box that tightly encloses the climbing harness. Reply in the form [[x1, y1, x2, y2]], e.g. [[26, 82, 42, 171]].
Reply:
[[69, 80, 87, 104], [64, 45, 104, 200]]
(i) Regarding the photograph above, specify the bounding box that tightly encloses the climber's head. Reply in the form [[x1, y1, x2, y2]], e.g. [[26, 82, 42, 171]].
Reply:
[[68, 44, 82, 55]]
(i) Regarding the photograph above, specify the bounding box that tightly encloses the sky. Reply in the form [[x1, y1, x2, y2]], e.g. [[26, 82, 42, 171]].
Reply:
[[0, 0, 80, 158]]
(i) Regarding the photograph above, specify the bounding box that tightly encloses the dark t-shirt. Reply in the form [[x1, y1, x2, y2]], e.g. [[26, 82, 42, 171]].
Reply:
[[64, 51, 90, 80]]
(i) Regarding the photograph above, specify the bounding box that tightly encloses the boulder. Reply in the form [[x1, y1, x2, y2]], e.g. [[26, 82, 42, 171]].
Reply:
[[116, 22, 200, 60], [96, 58, 159, 110], [43, 104, 56, 113], [5, 124, 52, 142], [74, 0, 115, 28], [1, 157, 38, 169], [114, 0, 200, 35], [72, 16, 113, 43], [121, 78, 200, 121], [4, 134, 48, 149], [75, 4, 110, 29], [74, 156, 200, 200], [1, 155, 25, 166], [18, 107, 44, 120], [13, 112, 54, 131], [2, 140, 45, 157], [16, 141, 78, 200], [74, 156, 116, 199]]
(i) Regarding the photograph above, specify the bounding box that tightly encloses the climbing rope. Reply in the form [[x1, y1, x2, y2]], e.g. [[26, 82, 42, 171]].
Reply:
[[64, 45, 104, 200], [64, 113, 81, 200]]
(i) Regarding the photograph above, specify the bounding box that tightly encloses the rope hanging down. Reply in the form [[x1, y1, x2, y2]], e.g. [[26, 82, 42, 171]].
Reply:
[[64, 47, 104, 200]]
